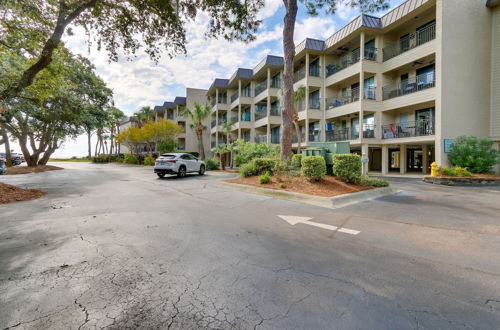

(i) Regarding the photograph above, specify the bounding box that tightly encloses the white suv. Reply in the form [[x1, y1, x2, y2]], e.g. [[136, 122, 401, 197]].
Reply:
[[154, 153, 205, 178]]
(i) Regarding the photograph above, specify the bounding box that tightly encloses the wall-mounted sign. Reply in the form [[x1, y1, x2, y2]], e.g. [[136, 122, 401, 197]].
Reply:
[[444, 139, 454, 153]]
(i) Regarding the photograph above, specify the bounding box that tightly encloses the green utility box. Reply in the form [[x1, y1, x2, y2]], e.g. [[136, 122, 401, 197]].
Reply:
[[301, 142, 350, 174]]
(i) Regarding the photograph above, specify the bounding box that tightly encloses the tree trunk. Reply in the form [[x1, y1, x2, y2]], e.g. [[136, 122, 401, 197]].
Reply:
[[280, 0, 298, 161], [38, 147, 56, 165], [87, 130, 92, 159], [197, 128, 205, 160], [2, 131, 12, 167]]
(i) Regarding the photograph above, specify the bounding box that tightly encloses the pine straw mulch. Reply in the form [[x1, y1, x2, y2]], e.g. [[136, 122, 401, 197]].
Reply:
[[226, 175, 373, 197], [0, 183, 45, 204], [6, 165, 63, 175]]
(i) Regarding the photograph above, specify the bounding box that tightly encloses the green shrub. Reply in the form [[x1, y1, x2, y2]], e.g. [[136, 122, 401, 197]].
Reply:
[[92, 154, 119, 163], [187, 151, 200, 158], [233, 140, 280, 166], [205, 157, 220, 170], [333, 154, 362, 183], [239, 158, 277, 177], [454, 166, 472, 177], [439, 165, 472, 177], [279, 183, 287, 189], [359, 177, 389, 187], [158, 141, 176, 153], [273, 160, 291, 176], [291, 154, 302, 169], [254, 158, 277, 174], [144, 155, 155, 166], [259, 172, 272, 184], [301, 156, 326, 181], [439, 165, 456, 176], [448, 136, 499, 174], [124, 154, 139, 164]]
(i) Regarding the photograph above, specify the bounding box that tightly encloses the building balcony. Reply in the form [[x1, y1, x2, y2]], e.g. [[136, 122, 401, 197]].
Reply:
[[231, 116, 239, 123], [211, 120, 217, 128], [381, 120, 435, 139], [255, 109, 267, 121], [326, 87, 360, 109], [230, 92, 239, 104], [308, 99, 321, 110], [254, 80, 267, 98], [292, 132, 306, 143], [270, 107, 281, 116], [256, 134, 268, 143], [270, 135, 280, 144], [308, 130, 321, 142], [325, 128, 360, 141], [362, 124, 376, 138], [382, 22, 436, 62], [294, 66, 306, 83], [326, 48, 360, 78], [382, 72, 435, 101], [211, 140, 216, 149]]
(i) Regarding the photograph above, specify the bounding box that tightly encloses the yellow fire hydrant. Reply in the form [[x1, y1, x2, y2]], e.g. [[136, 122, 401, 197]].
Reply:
[[430, 162, 438, 177]]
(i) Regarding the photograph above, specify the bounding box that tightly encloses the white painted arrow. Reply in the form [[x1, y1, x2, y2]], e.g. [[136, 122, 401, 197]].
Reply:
[[278, 215, 360, 235]]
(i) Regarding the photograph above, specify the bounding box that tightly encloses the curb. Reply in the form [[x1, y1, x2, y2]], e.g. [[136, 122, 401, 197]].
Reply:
[[215, 181, 399, 209]]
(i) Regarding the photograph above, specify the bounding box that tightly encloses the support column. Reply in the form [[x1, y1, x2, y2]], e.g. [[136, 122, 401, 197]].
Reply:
[[361, 143, 369, 176], [305, 118, 309, 144], [399, 144, 407, 174], [266, 68, 271, 143], [422, 144, 429, 174], [382, 145, 389, 175]]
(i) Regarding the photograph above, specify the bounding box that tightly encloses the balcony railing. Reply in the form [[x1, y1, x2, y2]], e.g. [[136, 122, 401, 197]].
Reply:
[[271, 135, 280, 144], [326, 48, 360, 77], [270, 107, 281, 116], [254, 80, 267, 97], [382, 120, 435, 139], [256, 135, 268, 143], [325, 128, 350, 141], [308, 130, 321, 142], [309, 98, 321, 110], [294, 66, 306, 82], [255, 110, 267, 121], [243, 135, 251, 142], [241, 112, 251, 121], [364, 86, 376, 100], [270, 79, 281, 89], [166, 114, 174, 120], [231, 116, 239, 123], [292, 132, 306, 143], [326, 87, 360, 109], [295, 100, 306, 112], [211, 120, 216, 128], [211, 141, 216, 148], [309, 65, 321, 77], [382, 72, 435, 100], [383, 22, 436, 61], [231, 92, 239, 103], [363, 124, 376, 138], [364, 47, 377, 61], [211, 98, 216, 107], [219, 117, 227, 125]]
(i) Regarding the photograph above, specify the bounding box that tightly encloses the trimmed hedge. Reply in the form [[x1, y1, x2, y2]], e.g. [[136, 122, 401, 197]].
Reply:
[[359, 176, 389, 187], [291, 154, 302, 169], [333, 154, 361, 183], [301, 156, 326, 181]]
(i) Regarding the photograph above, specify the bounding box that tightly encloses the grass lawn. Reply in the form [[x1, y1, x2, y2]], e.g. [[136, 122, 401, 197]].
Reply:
[[49, 158, 90, 162]]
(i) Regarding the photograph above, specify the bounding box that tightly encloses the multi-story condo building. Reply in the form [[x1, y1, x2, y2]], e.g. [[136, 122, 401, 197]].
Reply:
[[128, 0, 499, 174], [153, 88, 210, 155]]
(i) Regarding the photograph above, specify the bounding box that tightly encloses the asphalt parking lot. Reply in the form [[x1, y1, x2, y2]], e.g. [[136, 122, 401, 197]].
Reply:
[[1, 162, 499, 329]]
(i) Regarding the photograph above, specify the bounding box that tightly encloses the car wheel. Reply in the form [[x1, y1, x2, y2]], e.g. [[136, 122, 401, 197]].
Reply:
[[157, 173, 165, 178], [199, 165, 205, 175], [178, 166, 186, 178]]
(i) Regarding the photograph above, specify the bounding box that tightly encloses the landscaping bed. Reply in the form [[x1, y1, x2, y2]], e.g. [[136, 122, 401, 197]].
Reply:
[[423, 175, 500, 186], [0, 183, 45, 204], [227, 175, 373, 197], [6, 165, 63, 175]]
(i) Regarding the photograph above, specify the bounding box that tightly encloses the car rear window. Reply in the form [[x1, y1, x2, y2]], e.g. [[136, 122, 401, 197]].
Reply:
[[160, 154, 176, 159]]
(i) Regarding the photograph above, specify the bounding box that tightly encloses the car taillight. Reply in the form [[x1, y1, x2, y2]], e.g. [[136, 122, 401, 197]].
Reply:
[[167, 160, 177, 163]]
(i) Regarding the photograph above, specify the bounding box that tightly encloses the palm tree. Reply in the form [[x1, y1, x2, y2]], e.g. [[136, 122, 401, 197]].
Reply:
[[182, 102, 211, 160], [221, 121, 234, 168], [134, 106, 155, 127], [293, 86, 306, 154], [213, 143, 229, 170]]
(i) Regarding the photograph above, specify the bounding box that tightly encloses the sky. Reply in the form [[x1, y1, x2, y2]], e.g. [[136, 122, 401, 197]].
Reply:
[[13, 0, 405, 158]]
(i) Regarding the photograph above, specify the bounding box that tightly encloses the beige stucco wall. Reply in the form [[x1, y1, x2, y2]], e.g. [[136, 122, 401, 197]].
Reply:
[[437, 0, 492, 166], [491, 5, 500, 140]]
